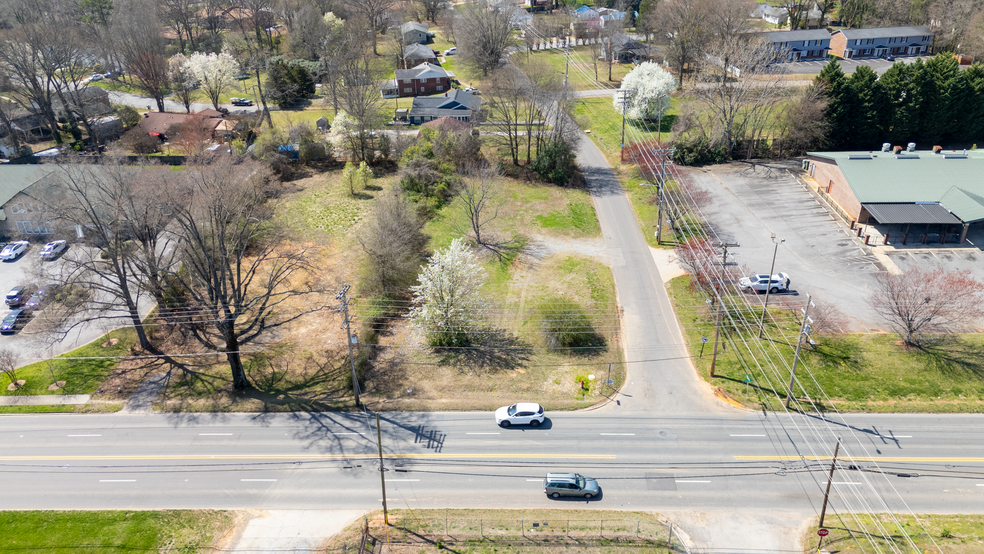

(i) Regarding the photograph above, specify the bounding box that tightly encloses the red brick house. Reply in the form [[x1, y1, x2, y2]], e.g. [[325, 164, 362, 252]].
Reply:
[[381, 63, 455, 98]]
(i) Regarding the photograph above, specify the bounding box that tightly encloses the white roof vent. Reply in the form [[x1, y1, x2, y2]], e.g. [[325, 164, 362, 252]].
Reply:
[[881, 143, 891, 152], [906, 142, 916, 152]]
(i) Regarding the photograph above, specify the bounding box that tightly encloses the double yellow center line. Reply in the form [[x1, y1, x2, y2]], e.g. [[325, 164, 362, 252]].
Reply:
[[0, 453, 617, 461], [735, 456, 984, 462]]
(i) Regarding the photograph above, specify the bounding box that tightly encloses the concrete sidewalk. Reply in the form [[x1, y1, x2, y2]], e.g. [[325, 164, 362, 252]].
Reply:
[[230, 510, 366, 553], [0, 394, 89, 406]]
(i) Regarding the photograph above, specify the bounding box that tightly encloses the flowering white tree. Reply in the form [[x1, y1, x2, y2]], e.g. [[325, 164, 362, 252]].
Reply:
[[613, 62, 676, 120], [409, 238, 488, 347], [168, 54, 195, 113], [184, 52, 239, 110]]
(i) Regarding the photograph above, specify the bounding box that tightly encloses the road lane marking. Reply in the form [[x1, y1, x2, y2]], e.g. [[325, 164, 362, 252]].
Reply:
[[600, 433, 635, 436], [68, 434, 101, 437], [0, 453, 617, 461], [199, 433, 233, 436], [833, 482, 862, 485], [241, 479, 277, 482], [729, 434, 765, 437], [466, 433, 501, 435], [332, 433, 365, 435], [526, 479, 542, 481], [386, 479, 420, 482], [735, 456, 983, 462], [100, 479, 135, 482], [977, 484, 984, 487], [675, 480, 711, 483]]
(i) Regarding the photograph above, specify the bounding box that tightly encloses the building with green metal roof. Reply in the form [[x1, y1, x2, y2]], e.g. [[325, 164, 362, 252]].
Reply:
[[806, 148, 984, 244]]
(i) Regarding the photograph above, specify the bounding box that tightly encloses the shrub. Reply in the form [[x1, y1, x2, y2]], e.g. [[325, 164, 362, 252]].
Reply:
[[672, 136, 728, 166], [120, 127, 160, 154], [530, 139, 576, 186], [114, 104, 141, 129]]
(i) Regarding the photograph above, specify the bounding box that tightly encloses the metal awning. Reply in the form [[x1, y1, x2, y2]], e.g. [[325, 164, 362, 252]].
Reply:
[[863, 203, 962, 225]]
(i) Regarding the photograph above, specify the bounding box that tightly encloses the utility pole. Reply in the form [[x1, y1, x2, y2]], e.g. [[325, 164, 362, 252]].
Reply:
[[655, 144, 674, 245], [616, 88, 634, 154], [758, 234, 786, 338], [785, 293, 814, 409], [818, 437, 841, 529], [564, 35, 570, 89], [376, 412, 389, 525], [710, 242, 739, 377], [336, 284, 360, 407]]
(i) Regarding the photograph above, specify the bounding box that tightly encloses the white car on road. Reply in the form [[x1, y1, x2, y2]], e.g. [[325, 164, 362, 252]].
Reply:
[[738, 272, 790, 294], [0, 241, 29, 261], [495, 402, 545, 427]]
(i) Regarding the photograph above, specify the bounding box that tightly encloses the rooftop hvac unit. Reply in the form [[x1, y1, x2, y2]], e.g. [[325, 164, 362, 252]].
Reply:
[[849, 154, 872, 160], [881, 142, 891, 152], [907, 142, 916, 152]]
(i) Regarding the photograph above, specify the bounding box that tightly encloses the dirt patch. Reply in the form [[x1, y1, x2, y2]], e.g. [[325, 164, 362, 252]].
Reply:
[[101, 338, 120, 347]]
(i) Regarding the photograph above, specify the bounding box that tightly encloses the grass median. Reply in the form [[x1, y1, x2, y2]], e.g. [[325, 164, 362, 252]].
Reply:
[[806, 514, 984, 553], [0, 510, 235, 553], [326, 509, 678, 553], [668, 274, 984, 413]]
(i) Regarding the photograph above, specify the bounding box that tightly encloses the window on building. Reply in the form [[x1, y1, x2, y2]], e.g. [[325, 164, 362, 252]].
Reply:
[[404, 88, 411, 93], [15, 220, 50, 234], [403, 79, 411, 84], [436, 86, 443, 91], [9, 203, 27, 215]]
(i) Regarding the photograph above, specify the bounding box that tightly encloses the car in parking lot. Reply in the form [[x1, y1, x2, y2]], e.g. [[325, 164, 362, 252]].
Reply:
[[738, 272, 790, 294], [1, 309, 28, 335], [5, 286, 28, 307], [0, 241, 29, 260], [444, 47, 457, 55], [495, 402, 545, 427], [543, 473, 600, 499], [25, 285, 58, 310], [230, 97, 253, 106], [40, 240, 67, 260]]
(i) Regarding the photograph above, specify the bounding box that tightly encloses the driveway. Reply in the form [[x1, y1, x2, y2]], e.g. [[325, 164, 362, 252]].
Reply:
[[780, 55, 934, 75], [687, 160, 887, 331]]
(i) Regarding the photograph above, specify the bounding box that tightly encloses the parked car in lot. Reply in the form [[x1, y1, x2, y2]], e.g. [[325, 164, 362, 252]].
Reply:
[[444, 47, 457, 55], [230, 97, 253, 106], [738, 272, 790, 294], [0, 241, 29, 260], [543, 473, 600, 499], [1, 309, 28, 335], [25, 285, 58, 310], [40, 240, 67, 260], [494, 402, 545, 427], [5, 286, 28, 307]]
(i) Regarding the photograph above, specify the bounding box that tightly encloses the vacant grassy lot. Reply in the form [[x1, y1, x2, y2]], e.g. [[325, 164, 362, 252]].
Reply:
[[574, 97, 678, 163], [159, 167, 621, 412], [525, 45, 633, 91], [0, 328, 135, 398], [325, 509, 676, 554], [808, 514, 984, 553], [668, 275, 984, 413], [0, 510, 236, 553]]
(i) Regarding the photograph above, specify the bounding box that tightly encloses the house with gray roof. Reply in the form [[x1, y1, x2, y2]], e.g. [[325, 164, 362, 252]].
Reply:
[[407, 89, 481, 125], [807, 147, 984, 244], [751, 29, 831, 61], [403, 43, 437, 68], [829, 25, 931, 59], [400, 22, 434, 44]]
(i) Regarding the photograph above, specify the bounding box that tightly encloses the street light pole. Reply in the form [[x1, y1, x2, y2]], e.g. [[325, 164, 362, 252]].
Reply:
[[710, 242, 739, 377], [758, 234, 785, 338]]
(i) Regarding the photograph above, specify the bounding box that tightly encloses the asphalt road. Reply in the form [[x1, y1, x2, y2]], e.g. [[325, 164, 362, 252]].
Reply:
[[1, 411, 981, 518]]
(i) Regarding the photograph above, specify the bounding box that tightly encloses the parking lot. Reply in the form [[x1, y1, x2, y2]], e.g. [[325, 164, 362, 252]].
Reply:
[[781, 55, 934, 75], [686, 161, 887, 331]]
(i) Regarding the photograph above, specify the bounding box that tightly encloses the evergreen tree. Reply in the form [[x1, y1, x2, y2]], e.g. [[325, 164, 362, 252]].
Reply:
[[962, 64, 984, 145], [918, 54, 958, 146], [847, 65, 888, 150], [879, 61, 921, 145], [816, 60, 857, 150]]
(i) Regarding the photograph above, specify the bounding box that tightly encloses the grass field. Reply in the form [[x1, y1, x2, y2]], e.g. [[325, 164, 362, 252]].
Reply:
[[574, 97, 678, 164], [524, 45, 633, 91], [0, 328, 135, 398], [807, 514, 984, 553], [668, 275, 984, 413], [0, 510, 235, 553]]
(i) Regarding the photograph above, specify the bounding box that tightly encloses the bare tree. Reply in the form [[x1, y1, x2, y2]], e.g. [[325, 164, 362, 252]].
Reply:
[[773, 86, 828, 157], [158, 0, 200, 52], [357, 189, 429, 297], [456, 167, 506, 252], [418, 0, 447, 23], [0, 347, 17, 388], [345, 0, 394, 55], [653, 0, 709, 85], [780, 0, 811, 29], [112, 0, 171, 112], [687, 37, 787, 158], [338, 39, 384, 161], [869, 267, 984, 347], [454, 0, 513, 76], [163, 157, 323, 391]]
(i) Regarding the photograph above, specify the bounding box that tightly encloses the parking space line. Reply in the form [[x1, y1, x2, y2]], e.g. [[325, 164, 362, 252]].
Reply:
[[100, 479, 135, 482], [68, 434, 101, 437], [600, 433, 635, 436], [241, 479, 277, 482]]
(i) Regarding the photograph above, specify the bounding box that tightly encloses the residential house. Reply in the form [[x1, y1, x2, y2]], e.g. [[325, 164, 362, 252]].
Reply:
[[403, 43, 437, 68], [573, 5, 600, 20], [388, 63, 455, 98], [525, 0, 552, 10], [597, 8, 627, 27], [51, 86, 113, 120], [401, 22, 433, 45], [753, 4, 788, 25], [829, 26, 932, 59], [510, 10, 533, 29], [407, 90, 481, 125], [601, 33, 653, 63], [751, 29, 831, 61], [137, 110, 225, 140]]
